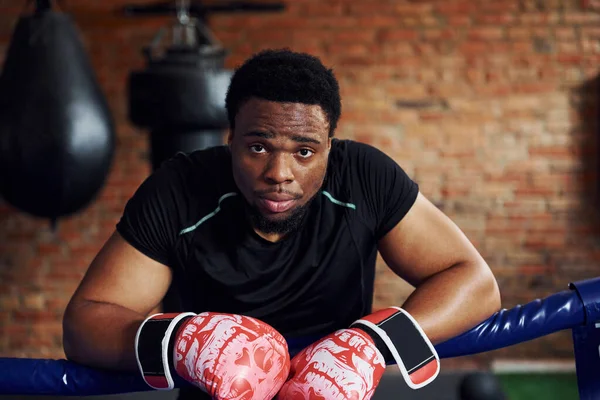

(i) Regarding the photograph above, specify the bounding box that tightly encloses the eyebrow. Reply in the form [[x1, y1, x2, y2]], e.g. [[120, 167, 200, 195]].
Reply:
[[242, 131, 322, 145]]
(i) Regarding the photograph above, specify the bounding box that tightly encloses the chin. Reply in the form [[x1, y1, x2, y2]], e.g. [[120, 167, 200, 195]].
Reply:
[[260, 208, 296, 220], [249, 201, 310, 236]]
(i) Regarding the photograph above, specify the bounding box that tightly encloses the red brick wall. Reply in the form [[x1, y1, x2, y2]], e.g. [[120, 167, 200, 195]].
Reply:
[[1, 0, 599, 368]]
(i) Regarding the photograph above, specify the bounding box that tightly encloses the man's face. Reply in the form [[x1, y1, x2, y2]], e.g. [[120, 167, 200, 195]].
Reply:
[[229, 98, 332, 239]]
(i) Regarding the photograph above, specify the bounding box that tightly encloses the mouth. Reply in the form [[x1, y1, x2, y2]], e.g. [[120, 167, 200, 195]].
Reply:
[[257, 197, 297, 214]]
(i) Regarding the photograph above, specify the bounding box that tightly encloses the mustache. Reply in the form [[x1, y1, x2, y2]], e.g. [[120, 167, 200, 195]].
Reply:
[[254, 188, 302, 199]]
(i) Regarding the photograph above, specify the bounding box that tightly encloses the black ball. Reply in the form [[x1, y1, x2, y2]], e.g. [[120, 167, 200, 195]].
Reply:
[[459, 372, 506, 400]]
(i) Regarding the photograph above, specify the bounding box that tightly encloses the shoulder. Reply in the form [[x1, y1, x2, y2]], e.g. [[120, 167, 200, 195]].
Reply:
[[329, 138, 394, 160], [328, 138, 404, 179], [325, 139, 418, 235], [133, 145, 235, 225], [156, 145, 234, 195], [161, 145, 231, 179]]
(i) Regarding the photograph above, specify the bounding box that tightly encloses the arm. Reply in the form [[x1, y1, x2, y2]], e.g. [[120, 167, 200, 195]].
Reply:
[[62, 231, 172, 372], [63, 229, 292, 397], [377, 192, 501, 344]]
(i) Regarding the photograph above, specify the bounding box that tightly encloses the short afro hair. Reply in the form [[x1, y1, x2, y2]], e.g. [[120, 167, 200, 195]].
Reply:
[[225, 48, 341, 137]]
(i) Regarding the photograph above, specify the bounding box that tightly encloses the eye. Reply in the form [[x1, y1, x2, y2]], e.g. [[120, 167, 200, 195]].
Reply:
[[298, 149, 314, 158], [250, 144, 266, 154]]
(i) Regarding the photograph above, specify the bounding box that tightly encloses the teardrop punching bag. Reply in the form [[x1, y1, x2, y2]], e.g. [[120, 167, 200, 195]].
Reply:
[[0, 2, 115, 224]]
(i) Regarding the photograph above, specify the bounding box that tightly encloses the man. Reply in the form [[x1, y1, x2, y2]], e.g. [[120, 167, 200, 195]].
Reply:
[[63, 49, 501, 399]]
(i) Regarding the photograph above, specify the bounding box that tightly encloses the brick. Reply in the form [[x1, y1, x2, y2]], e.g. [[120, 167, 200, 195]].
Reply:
[[378, 29, 419, 42], [556, 41, 581, 53], [480, 2, 520, 12], [475, 182, 516, 199], [505, 249, 548, 265], [563, 12, 600, 25], [348, 3, 396, 16], [503, 199, 548, 213], [467, 27, 506, 41], [514, 186, 557, 196], [0, 295, 20, 310], [473, 84, 514, 97], [557, 54, 585, 64], [300, 2, 344, 16], [524, 233, 566, 249], [512, 41, 534, 53], [12, 311, 60, 324], [476, 14, 516, 25], [333, 30, 376, 43], [441, 187, 471, 198], [356, 16, 405, 29], [518, 12, 560, 25], [529, 145, 580, 158], [328, 44, 371, 57], [246, 29, 292, 44], [508, 67, 539, 81], [549, 158, 586, 173], [413, 43, 439, 57], [582, 38, 600, 53], [385, 83, 428, 99], [581, 0, 600, 9], [484, 235, 524, 250], [447, 15, 472, 26], [22, 293, 46, 311], [435, 2, 477, 14], [581, 27, 600, 38], [555, 27, 579, 40], [394, 3, 434, 14], [419, 15, 443, 27], [514, 82, 558, 94], [518, 265, 556, 275], [507, 28, 532, 40], [36, 243, 64, 257], [547, 197, 582, 212], [458, 41, 493, 55]]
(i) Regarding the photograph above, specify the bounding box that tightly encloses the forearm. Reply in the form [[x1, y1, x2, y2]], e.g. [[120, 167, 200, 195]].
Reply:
[[62, 300, 146, 372], [400, 261, 501, 344]]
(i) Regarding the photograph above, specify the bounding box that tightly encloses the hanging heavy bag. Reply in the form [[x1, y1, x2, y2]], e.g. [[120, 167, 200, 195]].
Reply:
[[128, 48, 233, 131], [129, 49, 233, 170], [128, 13, 233, 132], [0, 3, 115, 222], [128, 15, 232, 170]]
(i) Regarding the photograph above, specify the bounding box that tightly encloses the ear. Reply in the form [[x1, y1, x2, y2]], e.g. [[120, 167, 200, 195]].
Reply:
[[227, 130, 233, 145]]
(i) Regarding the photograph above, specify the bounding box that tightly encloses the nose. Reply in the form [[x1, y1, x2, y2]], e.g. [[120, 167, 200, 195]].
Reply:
[[263, 152, 294, 184]]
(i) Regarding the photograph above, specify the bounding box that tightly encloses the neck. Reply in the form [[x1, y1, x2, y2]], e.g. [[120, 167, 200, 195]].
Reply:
[[253, 229, 287, 243]]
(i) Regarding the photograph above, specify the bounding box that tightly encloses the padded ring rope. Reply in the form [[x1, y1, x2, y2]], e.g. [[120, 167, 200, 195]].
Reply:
[[0, 277, 599, 398]]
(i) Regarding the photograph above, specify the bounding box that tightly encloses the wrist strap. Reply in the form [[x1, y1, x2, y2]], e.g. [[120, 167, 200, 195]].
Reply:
[[351, 307, 440, 390], [135, 312, 196, 390]]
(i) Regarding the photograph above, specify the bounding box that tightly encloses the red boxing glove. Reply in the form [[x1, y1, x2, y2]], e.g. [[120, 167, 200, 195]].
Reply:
[[352, 307, 439, 390], [277, 308, 439, 400], [276, 328, 386, 400], [136, 312, 291, 400]]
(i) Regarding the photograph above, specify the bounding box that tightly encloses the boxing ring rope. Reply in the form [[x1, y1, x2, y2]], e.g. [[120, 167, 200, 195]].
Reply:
[[1, 277, 599, 399]]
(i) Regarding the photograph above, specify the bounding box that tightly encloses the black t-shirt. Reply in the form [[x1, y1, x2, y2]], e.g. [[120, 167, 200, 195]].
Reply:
[[116, 138, 418, 397]]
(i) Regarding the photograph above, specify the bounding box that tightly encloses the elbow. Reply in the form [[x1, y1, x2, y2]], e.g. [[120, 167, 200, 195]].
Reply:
[[61, 299, 87, 363], [477, 262, 502, 317], [62, 333, 78, 364], [62, 321, 80, 363], [62, 302, 77, 362]]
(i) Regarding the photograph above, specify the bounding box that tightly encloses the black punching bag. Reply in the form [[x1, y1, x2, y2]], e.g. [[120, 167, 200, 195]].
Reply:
[[128, 12, 232, 171], [0, 2, 115, 223]]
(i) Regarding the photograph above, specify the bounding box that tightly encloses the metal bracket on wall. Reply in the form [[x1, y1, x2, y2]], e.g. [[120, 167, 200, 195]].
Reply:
[[120, 0, 286, 22]]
